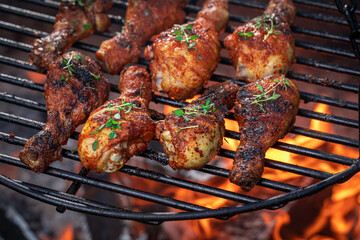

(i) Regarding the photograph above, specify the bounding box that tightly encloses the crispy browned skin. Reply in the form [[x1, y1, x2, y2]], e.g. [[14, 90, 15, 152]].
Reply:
[[78, 66, 156, 173], [231, 75, 299, 191], [19, 51, 110, 173], [197, 0, 229, 33], [224, 0, 295, 82], [29, 0, 113, 72], [145, 0, 228, 100], [156, 81, 238, 170], [96, 0, 188, 74]]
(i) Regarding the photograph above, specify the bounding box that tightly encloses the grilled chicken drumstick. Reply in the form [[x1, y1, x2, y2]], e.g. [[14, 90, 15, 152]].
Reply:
[[29, 0, 113, 72], [156, 81, 238, 170], [224, 0, 296, 82], [231, 75, 299, 191], [145, 0, 229, 100], [78, 66, 156, 173], [96, 0, 188, 74], [20, 51, 110, 173]]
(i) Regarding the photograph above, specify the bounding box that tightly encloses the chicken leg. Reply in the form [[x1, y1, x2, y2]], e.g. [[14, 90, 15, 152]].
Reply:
[[29, 0, 113, 72], [231, 75, 299, 191], [78, 66, 156, 173], [20, 51, 110, 172], [96, 0, 188, 74], [145, 0, 229, 100], [224, 0, 296, 82], [156, 81, 238, 170]]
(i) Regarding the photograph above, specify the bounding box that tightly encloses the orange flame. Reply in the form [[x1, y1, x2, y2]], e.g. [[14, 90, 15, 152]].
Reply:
[[27, 71, 46, 84], [271, 103, 359, 239], [160, 101, 360, 239], [57, 224, 73, 240]]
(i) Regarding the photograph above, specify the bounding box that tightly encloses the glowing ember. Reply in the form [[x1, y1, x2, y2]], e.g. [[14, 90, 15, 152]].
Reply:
[[27, 71, 46, 84], [56, 224, 73, 240], [160, 102, 359, 239]]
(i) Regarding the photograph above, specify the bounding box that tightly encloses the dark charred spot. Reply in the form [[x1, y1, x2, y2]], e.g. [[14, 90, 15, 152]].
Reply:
[[53, 80, 65, 88], [73, 66, 95, 86], [64, 109, 71, 115], [236, 146, 262, 163], [77, 91, 89, 103], [116, 37, 132, 50]]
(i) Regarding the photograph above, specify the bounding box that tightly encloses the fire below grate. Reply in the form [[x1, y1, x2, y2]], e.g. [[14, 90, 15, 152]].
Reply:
[[0, 0, 359, 224]]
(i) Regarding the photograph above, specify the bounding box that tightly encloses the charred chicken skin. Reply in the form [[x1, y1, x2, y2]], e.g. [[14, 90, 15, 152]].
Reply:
[[224, 0, 296, 82], [156, 81, 238, 170], [145, 0, 229, 100], [96, 0, 188, 74], [19, 51, 110, 173], [231, 75, 299, 191], [78, 66, 156, 173], [29, 0, 113, 72]]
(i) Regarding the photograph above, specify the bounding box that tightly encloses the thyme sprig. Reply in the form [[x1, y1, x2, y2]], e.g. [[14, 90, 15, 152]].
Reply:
[[173, 99, 216, 121], [61, 52, 100, 86], [172, 23, 203, 60], [176, 125, 199, 135], [251, 76, 290, 112], [238, 26, 254, 40], [68, 0, 93, 7], [254, 13, 282, 40], [91, 101, 139, 151]]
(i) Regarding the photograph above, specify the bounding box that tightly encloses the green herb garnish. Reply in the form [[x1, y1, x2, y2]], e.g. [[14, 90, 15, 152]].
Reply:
[[92, 140, 98, 151], [68, 0, 94, 7], [144, 8, 150, 17], [254, 13, 282, 40], [91, 101, 140, 151], [90, 72, 100, 79], [173, 23, 202, 60], [251, 76, 289, 112], [173, 99, 216, 121], [61, 52, 100, 82], [61, 74, 71, 86], [238, 26, 254, 40], [83, 24, 91, 29], [176, 125, 199, 135]]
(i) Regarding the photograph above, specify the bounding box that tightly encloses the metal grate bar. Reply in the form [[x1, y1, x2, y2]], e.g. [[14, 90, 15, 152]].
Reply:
[[297, 108, 358, 128], [0, 137, 279, 208], [264, 159, 333, 180], [295, 40, 355, 58], [1, 22, 359, 90], [295, 57, 360, 76], [291, 126, 359, 148], [20, 180, 161, 225], [287, 72, 358, 93], [0, 0, 359, 221], [56, 167, 90, 213], [0, 112, 347, 189], [299, 92, 357, 111], [2, 1, 358, 55], [274, 142, 356, 165], [1, 45, 358, 111], [1, 88, 358, 153], [1, 20, 357, 79], [0, 2, 123, 25], [1, 87, 358, 150]]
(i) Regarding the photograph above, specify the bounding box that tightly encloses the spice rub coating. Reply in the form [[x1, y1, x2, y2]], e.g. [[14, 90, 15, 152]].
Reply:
[[96, 0, 188, 74], [224, 0, 295, 82], [29, 0, 113, 72], [20, 51, 110, 173], [145, 0, 228, 100], [156, 81, 238, 170], [231, 75, 299, 191], [78, 66, 156, 173]]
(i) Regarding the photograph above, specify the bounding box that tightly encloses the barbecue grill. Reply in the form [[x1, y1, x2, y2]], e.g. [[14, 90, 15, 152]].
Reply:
[[0, 0, 359, 224]]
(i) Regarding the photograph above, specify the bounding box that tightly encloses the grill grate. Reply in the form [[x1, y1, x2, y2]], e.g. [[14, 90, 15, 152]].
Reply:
[[0, 0, 359, 223]]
